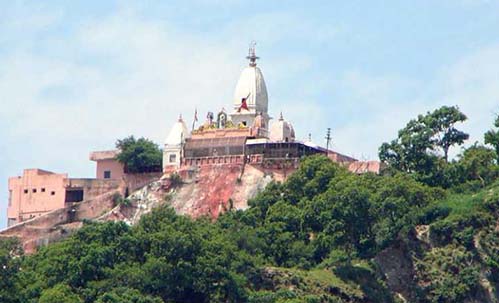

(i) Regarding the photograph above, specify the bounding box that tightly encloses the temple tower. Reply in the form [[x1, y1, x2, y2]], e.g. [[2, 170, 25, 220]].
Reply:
[[230, 43, 270, 130]]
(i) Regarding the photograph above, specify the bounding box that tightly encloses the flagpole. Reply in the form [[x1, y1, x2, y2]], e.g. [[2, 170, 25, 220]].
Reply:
[[192, 108, 198, 131]]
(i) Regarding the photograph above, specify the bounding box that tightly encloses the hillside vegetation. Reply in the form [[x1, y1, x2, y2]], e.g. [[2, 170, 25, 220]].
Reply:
[[2, 106, 499, 302]]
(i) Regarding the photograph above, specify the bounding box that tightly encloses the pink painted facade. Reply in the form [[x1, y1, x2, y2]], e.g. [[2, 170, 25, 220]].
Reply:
[[7, 169, 68, 226], [89, 150, 125, 180], [2, 172, 160, 253], [6, 168, 124, 227]]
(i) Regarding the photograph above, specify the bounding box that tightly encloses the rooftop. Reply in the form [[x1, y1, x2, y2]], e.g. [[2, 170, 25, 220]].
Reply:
[[89, 150, 120, 161]]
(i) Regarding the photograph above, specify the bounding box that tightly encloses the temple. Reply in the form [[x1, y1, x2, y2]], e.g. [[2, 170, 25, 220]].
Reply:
[[4, 45, 382, 234], [163, 44, 363, 173]]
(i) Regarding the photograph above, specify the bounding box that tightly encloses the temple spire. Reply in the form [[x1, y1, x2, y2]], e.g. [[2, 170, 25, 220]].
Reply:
[[246, 41, 259, 67]]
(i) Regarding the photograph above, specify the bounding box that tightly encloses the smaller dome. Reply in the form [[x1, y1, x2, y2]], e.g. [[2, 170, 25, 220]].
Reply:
[[269, 113, 295, 143], [165, 115, 190, 146]]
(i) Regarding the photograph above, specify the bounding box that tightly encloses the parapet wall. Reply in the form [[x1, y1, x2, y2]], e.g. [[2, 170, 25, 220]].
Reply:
[[0, 205, 75, 253], [124, 172, 163, 192], [68, 178, 121, 200], [73, 189, 121, 221]]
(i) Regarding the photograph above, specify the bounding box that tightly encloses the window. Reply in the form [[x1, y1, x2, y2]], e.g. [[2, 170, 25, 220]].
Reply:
[[169, 154, 177, 163], [24, 189, 28, 194], [32, 188, 37, 193], [104, 171, 111, 179], [41, 188, 46, 192], [51, 191, 55, 196], [65, 189, 84, 203], [242, 121, 247, 126]]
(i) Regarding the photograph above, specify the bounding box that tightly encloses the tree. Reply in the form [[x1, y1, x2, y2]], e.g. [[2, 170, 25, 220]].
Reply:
[[116, 136, 162, 173], [424, 106, 468, 162], [379, 106, 469, 182], [379, 117, 435, 172], [457, 144, 498, 187], [0, 238, 22, 303], [96, 288, 163, 303], [39, 284, 82, 303], [484, 114, 499, 161]]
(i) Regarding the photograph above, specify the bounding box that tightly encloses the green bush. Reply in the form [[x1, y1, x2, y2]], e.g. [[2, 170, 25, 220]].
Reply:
[[116, 136, 162, 173], [39, 284, 82, 303]]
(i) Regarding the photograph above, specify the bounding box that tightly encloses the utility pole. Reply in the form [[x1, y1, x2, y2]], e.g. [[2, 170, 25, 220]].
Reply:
[[325, 128, 332, 155]]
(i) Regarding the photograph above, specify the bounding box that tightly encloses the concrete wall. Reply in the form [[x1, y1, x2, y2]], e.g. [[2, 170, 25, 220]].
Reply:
[[95, 159, 125, 180], [124, 172, 163, 193], [0, 206, 75, 254], [73, 189, 121, 221], [68, 178, 121, 201]]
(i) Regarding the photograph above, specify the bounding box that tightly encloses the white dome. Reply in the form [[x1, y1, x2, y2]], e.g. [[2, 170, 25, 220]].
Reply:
[[165, 117, 190, 146], [269, 113, 295, 142], [233, 66, 268, 114]]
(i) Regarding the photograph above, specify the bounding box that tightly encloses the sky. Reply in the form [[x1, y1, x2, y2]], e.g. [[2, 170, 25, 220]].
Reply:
[[2, 0, 499, 228]]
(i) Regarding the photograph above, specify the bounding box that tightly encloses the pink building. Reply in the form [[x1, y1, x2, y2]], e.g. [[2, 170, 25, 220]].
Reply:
[[7, 169, 67, 226], [7, 168, 121, 227], [89, 150, 125, 180]]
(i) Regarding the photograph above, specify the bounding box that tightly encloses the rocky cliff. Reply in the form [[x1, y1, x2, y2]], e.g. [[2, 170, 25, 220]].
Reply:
[[0, 163, 295, 254], [100, 163, 292, 225]]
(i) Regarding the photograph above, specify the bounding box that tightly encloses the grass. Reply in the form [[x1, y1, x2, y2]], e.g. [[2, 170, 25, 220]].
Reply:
[[307, 268, 346, 288], [438, 191, 485, 219], [282, 267, 365, 299]]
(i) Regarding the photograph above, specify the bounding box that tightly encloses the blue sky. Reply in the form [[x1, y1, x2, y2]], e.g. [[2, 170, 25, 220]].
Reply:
[[2, 0, 499, 228]]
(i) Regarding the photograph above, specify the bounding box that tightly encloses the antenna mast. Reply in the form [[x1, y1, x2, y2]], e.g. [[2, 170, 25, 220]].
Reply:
[[325, 128, 332, 155], [246, 41, 259, 67]]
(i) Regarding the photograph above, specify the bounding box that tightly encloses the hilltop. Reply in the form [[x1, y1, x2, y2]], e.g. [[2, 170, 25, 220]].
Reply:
[[2, 154, 499, 302]]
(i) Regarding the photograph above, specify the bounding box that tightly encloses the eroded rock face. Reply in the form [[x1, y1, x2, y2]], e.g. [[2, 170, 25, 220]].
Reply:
[[374, 241, 419, 302], [97, 181, 165, 225], [168, 164, 288, 219], [374, 227, 499, 303], [96, 163, 290, 227]]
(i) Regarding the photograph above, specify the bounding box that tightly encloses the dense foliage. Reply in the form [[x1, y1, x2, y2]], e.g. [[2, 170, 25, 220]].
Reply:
[[379, 106, 499, 190], [3, 153, 496, 302], [485, 114, 499, 161], [116, 136, 162, 173], [2, 108, 499, 302]]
